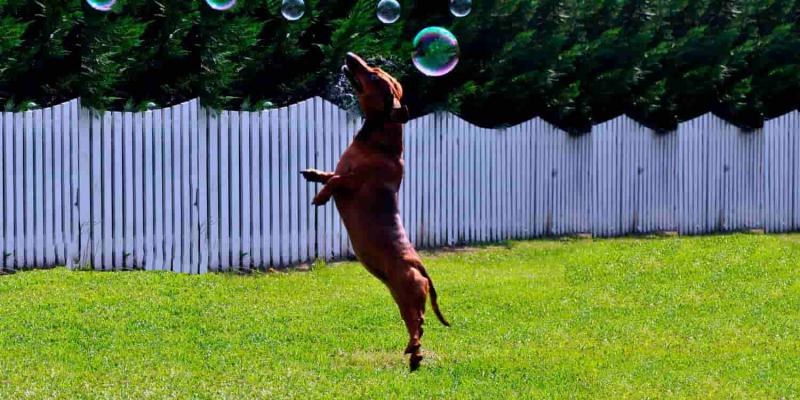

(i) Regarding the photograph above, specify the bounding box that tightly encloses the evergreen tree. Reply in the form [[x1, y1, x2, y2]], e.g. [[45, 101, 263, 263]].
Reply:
[[1, 0, 798, 131], [81, 0, 197, 110], [0, 0, 81, 110]]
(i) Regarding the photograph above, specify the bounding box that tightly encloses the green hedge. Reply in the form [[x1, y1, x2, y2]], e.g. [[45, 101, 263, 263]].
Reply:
[[1, 0, 798, 131]]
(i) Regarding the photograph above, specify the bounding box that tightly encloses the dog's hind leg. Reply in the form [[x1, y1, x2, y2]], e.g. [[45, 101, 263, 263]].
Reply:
[[393, 271, 429, 371]]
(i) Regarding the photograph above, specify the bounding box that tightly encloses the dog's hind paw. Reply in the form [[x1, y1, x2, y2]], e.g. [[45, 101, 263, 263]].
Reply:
[[409, 354, 423, 372]]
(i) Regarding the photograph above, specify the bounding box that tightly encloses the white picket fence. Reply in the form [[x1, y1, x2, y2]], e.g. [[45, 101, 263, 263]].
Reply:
[[0, 98, 798, 273], [0, 100, 80, 271]]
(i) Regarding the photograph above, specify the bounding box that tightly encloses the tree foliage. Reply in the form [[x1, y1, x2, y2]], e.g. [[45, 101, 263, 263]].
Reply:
[[1, 0, 798, 130], [0, 0, 81, 110]]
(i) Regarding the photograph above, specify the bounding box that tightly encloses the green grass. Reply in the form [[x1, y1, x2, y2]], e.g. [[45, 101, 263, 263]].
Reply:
[[2, 234, 800, 399]]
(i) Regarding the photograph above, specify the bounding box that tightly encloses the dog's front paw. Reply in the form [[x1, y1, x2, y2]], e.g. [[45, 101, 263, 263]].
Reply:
[[300, 169, 322, 182]]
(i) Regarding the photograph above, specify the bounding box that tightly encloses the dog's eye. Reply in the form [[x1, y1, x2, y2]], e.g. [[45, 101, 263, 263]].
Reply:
[[369, 74, 379, 82]]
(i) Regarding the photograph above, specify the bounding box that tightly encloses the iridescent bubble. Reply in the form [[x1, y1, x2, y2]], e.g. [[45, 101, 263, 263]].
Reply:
[[450, 0, 472, 17], [281, 0, 305, 21], [86, 0, 115, 12], [412, 27, 460, 77], [376, 0, 401, 24], [206, 0, 236, 11]]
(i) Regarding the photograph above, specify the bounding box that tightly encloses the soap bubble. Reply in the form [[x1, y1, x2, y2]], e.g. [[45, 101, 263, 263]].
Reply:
[[86, 0, 115, 11], [206, 0, 236, 11], [450, 0, 472, 17], [412, 27, 460, 77], [376, 0, 401, 24], [281, 0, 305, 21]]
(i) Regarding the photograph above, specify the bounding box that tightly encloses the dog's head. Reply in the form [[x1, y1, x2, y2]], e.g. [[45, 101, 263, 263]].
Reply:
[[343, 52, 409, 124]]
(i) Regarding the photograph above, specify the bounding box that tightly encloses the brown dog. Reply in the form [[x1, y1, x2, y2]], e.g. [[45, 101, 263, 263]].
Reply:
[[301, 52, 449, 371]]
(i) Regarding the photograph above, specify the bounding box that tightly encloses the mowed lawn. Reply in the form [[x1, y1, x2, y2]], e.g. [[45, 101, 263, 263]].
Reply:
[[2, 235, 800, 399]]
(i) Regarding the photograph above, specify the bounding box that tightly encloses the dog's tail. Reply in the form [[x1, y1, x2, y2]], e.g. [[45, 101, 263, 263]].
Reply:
[[415, 263, 451, 327]]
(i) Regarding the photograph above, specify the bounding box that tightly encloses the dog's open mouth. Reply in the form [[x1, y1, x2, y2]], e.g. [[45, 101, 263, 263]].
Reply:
[[342, 65, 363, 94]]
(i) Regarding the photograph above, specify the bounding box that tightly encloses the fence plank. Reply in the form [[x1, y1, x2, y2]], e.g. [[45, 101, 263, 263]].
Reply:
[[78, 108, 90, 268], [68, 101, 78, 268], [163, 108, 176, 271], [153, 110, 166, 270], [133, 113, 144, 268], [14, 114, 23, 266], [462, 120, 471, 242], [230, 110, 242, 270], [143, 111, 155, 270], [240, 111, 252, 269], [0, 113, 6, 270], [312, 99, 323, 261], [123, 113, 134, 269], [426, 115, 435, 246], [111, 112, 123, 269], [43, 108, 55, 266], [456, 115, 464, 242], [249, 111, 261, 268], [303, 103, 314, 262], [792, 112, 800, 230], [483, 126, 491, 241], [207, 110, 219, 270], [270, 109, 283, 265], [448, 117, 454, 243], [181, 103, 193, 273], [25, 111, 35, 267], [217, 111, 230, 270], [259, 110, 271, 267], [195, 108, 208, 270], [279, 107, 290, 265], [298, 101, 309, 263], [287, 105, 299, 264], [31, 110, 42, 267]]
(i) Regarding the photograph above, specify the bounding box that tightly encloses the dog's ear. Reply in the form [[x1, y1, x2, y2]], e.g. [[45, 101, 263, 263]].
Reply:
[[386, 94, 409, 123], [390, 105, 410, 124]]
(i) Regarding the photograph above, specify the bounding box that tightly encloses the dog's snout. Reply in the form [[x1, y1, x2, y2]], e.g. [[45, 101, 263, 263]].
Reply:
[[345, 52, 368, 72]]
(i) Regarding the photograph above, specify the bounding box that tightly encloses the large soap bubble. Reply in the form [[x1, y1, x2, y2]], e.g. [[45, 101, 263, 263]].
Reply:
[[87, 0, 115, 11], [282, 0, 305, 21], [450, 0, 472, 17], [376, 0, 401, 24], [206, 0, 236, 11], [412, 27, 460, 77]]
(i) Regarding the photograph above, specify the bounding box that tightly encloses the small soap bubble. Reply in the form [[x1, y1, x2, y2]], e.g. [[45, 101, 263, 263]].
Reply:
[[281, 0, 305, 21], [86, 0, 115, 12], [412, 27, 460, 77], [376, 0, 401, 24], [450, 0, 472, 17], [206, 0, 236, 11]]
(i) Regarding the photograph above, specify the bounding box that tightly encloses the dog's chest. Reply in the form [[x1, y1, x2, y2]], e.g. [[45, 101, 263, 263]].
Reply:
[[337, 145, 404, 186]]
